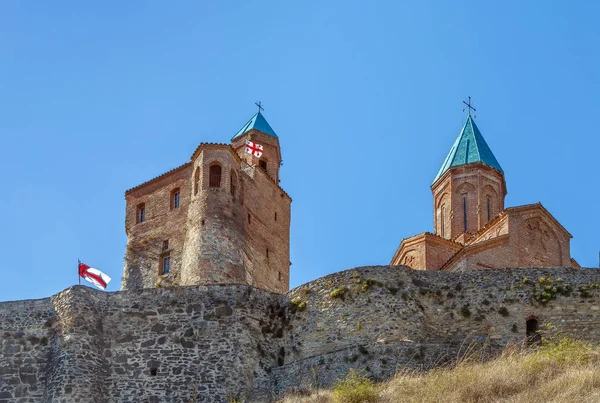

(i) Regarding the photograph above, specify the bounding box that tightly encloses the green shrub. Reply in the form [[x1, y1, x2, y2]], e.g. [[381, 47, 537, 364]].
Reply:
[[362, 278, 376, 292], [330, 286, 348, 300], [290, 297, 307, 311], [460, 306, 471, 318], [526, 325, 598, 368], [332, 369, 378, 403], [498, 307, 509, 316]]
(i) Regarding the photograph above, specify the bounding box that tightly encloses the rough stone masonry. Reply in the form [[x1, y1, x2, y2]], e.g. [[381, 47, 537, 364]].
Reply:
[[2, 265, 600, 402]]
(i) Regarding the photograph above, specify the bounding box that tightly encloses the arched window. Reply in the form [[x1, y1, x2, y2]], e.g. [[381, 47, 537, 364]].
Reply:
[[170, 188, 180, 210], [194, 167, 200, 195], [209, 165, 221, 188], [136, 203, 145, 223], [230, 169, 237, 197], [487, 197, 491, 222]]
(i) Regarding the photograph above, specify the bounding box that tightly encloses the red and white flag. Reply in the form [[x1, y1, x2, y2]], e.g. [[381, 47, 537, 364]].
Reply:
[[78, 261, 111, 290], [245, 140, 263, 158]]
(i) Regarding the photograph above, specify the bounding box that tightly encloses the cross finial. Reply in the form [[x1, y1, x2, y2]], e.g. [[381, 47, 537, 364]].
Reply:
[[462, 96, 476, 117], [255, 101, 264, 113]]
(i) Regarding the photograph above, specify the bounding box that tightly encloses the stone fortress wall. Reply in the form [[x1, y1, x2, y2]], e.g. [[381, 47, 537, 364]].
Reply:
[[2, 265, 600, 402]]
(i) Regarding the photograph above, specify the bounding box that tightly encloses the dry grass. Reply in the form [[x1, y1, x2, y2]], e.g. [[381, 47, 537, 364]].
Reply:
[[279, 336, 600, 403]]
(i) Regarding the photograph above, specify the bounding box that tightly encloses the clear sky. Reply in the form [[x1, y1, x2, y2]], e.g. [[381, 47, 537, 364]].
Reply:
[[1, 1, 598, 302]]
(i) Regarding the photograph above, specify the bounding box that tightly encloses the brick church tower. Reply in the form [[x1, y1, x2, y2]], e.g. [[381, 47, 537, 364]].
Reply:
[[391, 105, 578, 271], [431, 114, 507, 243], [121, 110, 291, 293]]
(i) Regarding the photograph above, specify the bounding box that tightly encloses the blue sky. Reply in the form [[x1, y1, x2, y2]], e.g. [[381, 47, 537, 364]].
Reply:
[[1, 1, 598, 302]]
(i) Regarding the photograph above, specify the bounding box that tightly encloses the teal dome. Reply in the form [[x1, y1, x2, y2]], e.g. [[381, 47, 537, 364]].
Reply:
[[232, 111, 278, 140], [433, 116, 503, 184]]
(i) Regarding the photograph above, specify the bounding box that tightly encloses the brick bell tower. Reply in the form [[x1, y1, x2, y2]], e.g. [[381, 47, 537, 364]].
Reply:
[[431, 113, 506, 244], [122, 107, 291, 293]]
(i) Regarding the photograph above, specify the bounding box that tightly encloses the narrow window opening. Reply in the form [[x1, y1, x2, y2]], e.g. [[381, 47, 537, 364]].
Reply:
[[160, 253, 171, 275], [230, 170, 237, 197], [209, 165, 222, 188], [274, 212, 277, 221], [137, 203, 145, 223], [149, 368, 157, 376], [171, 188, 180, 209], [441, 206, 445, 238], [278, 272, 282, 281], [201, 219, 205, 226], [266, 248, 269, 259], [162, 240, 169, 251], [259, 159, 267, 171], [247, 213, 251, 224], [194, 167, 200, 195], [487, 197, 491, 221], [463, 197, 467, 232]]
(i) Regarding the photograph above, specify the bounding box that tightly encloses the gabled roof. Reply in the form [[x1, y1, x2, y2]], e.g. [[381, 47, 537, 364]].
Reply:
[[231, 111, 278, 140], [433, 115, 503, 184]]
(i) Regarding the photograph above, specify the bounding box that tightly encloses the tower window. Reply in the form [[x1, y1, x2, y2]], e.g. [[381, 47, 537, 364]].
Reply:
[[247, 213, 251, 224], [160, 254, 171, 275], [194, 167, 200, 195], [162, 240, 169, 251], [259, 160, 267, 171], [171, 188, 180, 209], [463, 197, 467, 232], [487, 197, 491, 221], [266, 248, 269, 259], [209, 164, 222, 188], [278, 272, 282, 281], [274, 212, 277, 221], [441, 205, 446, 238], [137, 203, 145, 223]]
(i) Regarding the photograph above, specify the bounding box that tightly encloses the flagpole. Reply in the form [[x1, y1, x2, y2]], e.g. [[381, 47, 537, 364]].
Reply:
[[78, 259, 81, 286]]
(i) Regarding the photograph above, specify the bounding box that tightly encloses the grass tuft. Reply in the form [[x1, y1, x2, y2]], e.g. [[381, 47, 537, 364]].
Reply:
[[278, 332, 600, 403]]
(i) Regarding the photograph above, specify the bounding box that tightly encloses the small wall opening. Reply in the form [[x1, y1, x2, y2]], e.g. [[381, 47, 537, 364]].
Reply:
[[526, 317, 541, 345], [149, 368, 157, 376], [259, 159, 267, 171]]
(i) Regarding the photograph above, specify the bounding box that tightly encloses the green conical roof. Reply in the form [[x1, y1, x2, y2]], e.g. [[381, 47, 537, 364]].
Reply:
[[231, 111, 278, 140], [433, 115, 503, 183]]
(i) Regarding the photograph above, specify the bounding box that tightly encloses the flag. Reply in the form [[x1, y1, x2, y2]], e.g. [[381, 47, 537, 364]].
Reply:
[[245, 140, 263, 158], [78, 262, 111, 290]]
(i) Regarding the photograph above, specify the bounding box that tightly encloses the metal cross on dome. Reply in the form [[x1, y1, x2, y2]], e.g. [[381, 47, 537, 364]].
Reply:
[[463, 96, 476, 117], [255, 101, 264, 113]]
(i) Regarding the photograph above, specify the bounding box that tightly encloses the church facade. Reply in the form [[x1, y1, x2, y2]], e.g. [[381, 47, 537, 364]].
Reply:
[[391, 114, 579, 271], [121, 110, 291, 293]]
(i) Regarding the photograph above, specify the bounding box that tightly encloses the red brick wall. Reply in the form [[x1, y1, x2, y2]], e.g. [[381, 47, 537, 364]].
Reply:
[[123, 140, 291, 294], [445, 207, 572, 271], [432, 163, 506, 241], [122, 165, 192, 289]]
